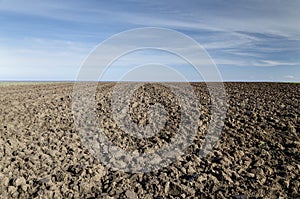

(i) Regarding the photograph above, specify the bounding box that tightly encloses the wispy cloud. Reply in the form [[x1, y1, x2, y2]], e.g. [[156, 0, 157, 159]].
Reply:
[[253, 60, 300, 67], [0, 37, 92, 80], [284, 75, 295, 79], [0, 0, 299, 81]]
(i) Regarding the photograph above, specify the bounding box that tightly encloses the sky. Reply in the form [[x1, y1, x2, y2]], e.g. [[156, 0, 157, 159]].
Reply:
[[0, 0, 299, 82]]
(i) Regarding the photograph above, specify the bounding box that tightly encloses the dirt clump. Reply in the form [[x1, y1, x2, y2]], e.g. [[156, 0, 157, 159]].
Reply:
[[0, 82, 299, 198]]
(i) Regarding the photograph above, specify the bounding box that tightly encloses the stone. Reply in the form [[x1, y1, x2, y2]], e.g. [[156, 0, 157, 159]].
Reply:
[[125, 190, 137, 199]]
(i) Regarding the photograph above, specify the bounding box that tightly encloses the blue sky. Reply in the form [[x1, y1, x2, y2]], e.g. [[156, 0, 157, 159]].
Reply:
[[0, 0, 299, 81]]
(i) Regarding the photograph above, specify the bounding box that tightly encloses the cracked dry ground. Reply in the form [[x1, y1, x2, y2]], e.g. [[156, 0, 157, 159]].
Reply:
[[0, 82, 299, 198]]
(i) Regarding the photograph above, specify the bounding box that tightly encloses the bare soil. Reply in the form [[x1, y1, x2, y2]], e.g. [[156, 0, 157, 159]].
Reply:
[[0, 82, 299, 198]]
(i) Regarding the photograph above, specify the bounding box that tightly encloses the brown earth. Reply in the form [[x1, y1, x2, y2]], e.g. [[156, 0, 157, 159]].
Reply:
[[0, 82, 299, 198]]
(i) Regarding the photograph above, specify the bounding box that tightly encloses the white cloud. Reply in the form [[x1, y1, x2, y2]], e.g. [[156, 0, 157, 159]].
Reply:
[[0, 37, 93, 80], [2, 0, 299, 41], [284, 75, 295, 79], [0, 38, 91, 67], [225, 50, 262, 58], [253, 60, 300, 67], [1, 0, 300, 81]]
